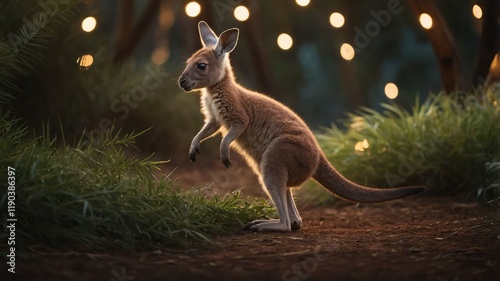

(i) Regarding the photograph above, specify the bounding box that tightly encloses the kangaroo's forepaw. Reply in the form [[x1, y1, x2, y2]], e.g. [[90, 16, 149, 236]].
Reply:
[[189, 146, 200, 162], [221, 157, 232, 168]]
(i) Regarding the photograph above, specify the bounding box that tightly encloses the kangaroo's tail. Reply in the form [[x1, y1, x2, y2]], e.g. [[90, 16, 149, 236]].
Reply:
[[313, 154, 426, 203]]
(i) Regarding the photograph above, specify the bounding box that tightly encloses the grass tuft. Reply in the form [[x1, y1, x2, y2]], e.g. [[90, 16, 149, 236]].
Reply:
[[300, 89, 500, 205], [0, 115, 274, 250]]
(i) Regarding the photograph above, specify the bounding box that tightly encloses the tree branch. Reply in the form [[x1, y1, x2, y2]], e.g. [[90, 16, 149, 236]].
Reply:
[[407, 0, 463, 92]]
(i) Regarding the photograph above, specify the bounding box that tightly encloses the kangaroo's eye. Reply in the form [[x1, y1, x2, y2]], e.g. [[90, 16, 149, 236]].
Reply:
[[197, 63, 207, 70]]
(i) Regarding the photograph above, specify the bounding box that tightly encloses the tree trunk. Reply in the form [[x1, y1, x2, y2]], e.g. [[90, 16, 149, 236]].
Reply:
[[407, 0, 463, 92], [114, 0, 160, 63], [242, 1, 277, 98], [471, 0, 500, 88], [339, 7, 366, 110], [115, 0, 133, 52], [339, 59, 364, 110], [151, 0, 174, 64]]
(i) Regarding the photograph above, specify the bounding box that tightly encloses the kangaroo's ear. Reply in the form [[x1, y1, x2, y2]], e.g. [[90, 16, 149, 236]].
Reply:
[[214, 28, 239, 57], [198, 21, 218, 47]]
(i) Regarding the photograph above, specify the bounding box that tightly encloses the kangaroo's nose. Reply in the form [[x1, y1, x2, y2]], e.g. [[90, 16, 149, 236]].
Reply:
[[179, 76, 186, 88]]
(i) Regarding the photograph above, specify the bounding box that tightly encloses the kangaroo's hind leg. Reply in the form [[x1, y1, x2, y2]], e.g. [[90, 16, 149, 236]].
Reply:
[[244, 188, 302, 231], [287, 189, 302, 230], [248, 166, 291, 232]]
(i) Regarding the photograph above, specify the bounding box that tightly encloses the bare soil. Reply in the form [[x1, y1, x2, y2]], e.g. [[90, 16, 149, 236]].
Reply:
[[4, 159, 500, 281]]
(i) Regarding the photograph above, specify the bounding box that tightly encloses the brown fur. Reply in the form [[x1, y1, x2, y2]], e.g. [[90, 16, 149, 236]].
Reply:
[[178, 22, 425, 232]]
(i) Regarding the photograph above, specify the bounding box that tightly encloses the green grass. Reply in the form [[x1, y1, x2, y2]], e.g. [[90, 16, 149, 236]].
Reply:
[[300, 89, 500, 205], [484, 161, 500, 233], [0, 116, 275, 250]]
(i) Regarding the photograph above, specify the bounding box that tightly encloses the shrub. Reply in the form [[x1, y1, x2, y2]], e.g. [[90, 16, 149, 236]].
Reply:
[[300, 89, 500, 205], [0, 117, 274, 250]]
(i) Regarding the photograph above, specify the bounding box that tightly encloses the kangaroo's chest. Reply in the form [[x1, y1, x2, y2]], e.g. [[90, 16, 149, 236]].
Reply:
[[201, 91, 229, 133], [201, 92, 220, 120]]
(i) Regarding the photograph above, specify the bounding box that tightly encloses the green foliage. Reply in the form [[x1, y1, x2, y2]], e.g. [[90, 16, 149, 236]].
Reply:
[[35, 56, 203, 154], [0, 0, 201, 155], [0, 0, 81, 103], [0, 0, 203, 159], [0, 116, 274, 250], [484, 162, 500, 233], [301, 90, 500, 205]]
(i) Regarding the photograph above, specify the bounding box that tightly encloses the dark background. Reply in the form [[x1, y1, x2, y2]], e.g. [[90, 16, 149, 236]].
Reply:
[[1, 0, 498, 158]]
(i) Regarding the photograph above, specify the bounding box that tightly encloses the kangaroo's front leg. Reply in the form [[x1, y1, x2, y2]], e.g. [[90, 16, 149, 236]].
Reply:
[[220, 122, 246, 168], [190, 119, 220, 162]]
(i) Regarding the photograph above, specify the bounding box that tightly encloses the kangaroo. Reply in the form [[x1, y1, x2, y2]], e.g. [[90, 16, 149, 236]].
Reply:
[[178, 21, 426, 232]]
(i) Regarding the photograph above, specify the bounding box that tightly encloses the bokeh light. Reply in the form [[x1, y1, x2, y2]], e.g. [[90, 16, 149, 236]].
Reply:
[[472, 4, 482, 19], [340, 43, 355, 60], [234, 5, 250, 21], [329, 12, 345, 28], [277, 33, 293, 50], [185, 1, 201, 18], [77, 54, 94, 68], [151, 47, 170, 65], [81, 17, 96, 32], [295, 0, 310, 7], [384, 83, 399, 99], [354, 139, 369, 152], [419, 13, 433, 29]]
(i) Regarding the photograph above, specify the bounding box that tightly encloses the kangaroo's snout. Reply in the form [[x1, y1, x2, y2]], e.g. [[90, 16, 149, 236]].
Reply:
[[178, 75, 186, 88], [178, 75, 194, 91]]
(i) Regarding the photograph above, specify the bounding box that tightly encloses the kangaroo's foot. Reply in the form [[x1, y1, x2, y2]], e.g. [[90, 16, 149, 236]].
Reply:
[[248, 221, 290, 232], [244, 219, 301, 231]]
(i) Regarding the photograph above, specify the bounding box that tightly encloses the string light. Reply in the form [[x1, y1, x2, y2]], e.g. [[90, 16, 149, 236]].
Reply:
[[185, 1, 201, 17], [234, 5, 250, 21], [340, 43, 355, 60], [277, 33, 293, 50], [77, 54, 94, 69], [419, 13, 433, 29], [384, 83, 398, 99], [295, 0, 310, 7], [472, 4, 482, 19], [329, 12, 345, 28], [81, 17, 96, 32]]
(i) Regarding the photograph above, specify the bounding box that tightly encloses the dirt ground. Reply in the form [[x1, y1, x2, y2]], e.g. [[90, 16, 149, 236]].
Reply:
[[4, 158, 500, 281]]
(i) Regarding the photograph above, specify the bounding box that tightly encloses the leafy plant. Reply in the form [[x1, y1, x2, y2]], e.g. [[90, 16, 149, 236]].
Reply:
[[1, 0, 202, 156], [0, 0, 81, 103], [300, 89, 500, 205], [0, 117, 274, 250]]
